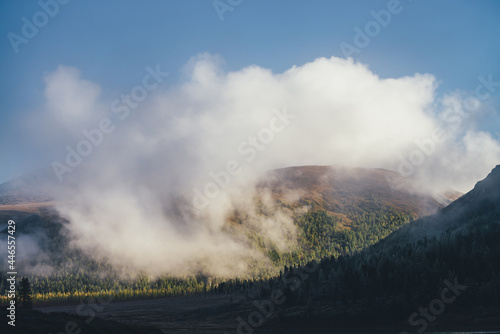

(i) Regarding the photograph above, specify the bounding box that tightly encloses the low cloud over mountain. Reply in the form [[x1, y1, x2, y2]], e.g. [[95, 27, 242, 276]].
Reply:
[[16, 54, 500, 276]]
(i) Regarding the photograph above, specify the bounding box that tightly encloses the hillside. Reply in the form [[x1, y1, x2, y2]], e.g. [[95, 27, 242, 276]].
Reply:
[[0, 165, 462, 307], [258, 165, 460, 224], [246, 165, 462, 265], [233, 164, 500, 332], [23, 166, 499, 333], [386, 164, 500, 243], [0, 167, 57, 206]]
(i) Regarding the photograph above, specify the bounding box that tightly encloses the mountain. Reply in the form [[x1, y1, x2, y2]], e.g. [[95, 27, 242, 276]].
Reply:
[[0, 164, 467, 311], [258, 165, 460, 221], [386, 164, 500, 243], [237, 164, 500, 331], [0, 167, 59, 231], [1, 165, 496, 332], [0, 165, 462, 272], [234, 165, 461, 265], [0, 167, 58, 206], [14, 165, 494, 333], [0, 164, 459, 213]]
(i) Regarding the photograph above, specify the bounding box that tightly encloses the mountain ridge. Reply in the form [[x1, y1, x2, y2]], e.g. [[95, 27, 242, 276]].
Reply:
[[247, 163, 500, 331], [258, 164, 461, 222]]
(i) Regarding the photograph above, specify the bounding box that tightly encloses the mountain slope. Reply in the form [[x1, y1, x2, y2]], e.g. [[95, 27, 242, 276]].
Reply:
[[0, 167, 57, 206], [262, 165, 460, 213], [0, 165, 462, 272], [0, 165, 469, 308], [234, 165, 459, 266], [385, 164, 500, 244], [240, 164, 500, 331], [258, 165, 460, 226]]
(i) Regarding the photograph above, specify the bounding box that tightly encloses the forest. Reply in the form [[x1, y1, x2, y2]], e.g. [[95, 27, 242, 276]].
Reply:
[[211, 193, 500, 330], [0, 197, 413, 306]]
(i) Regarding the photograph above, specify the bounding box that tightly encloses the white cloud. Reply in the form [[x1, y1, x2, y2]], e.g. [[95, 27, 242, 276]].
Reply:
[[44, 65, 105, 131], [34, 54, 500, 277]]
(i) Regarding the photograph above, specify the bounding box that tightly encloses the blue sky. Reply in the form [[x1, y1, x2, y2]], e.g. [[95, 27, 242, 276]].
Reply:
[[1, 0, 499, 184]]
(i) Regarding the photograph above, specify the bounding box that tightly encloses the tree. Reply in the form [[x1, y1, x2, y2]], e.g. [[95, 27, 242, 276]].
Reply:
[[19, 277, 33, 310]]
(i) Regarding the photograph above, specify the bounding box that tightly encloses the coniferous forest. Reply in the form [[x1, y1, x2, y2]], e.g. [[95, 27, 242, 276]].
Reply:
[[0, 200, 412, 306]]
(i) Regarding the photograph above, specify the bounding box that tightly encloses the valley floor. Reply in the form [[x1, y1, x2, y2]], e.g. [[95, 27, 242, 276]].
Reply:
[[36, 293, 254, 333], [34, 293, 500, 333]]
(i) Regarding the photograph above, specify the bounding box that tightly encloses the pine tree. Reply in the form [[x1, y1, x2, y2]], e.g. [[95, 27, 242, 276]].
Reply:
[[19, 277, 33, 310]]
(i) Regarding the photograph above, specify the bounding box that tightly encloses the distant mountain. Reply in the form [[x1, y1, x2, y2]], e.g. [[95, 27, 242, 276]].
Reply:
[[0, 167, 56, 206]]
